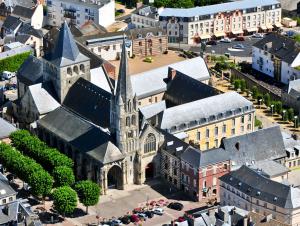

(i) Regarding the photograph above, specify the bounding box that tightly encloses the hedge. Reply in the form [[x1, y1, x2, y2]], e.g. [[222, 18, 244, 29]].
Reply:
[[0, 143, 53, 197], [10, 130, 74, 172], [0, 51, 32, 73]]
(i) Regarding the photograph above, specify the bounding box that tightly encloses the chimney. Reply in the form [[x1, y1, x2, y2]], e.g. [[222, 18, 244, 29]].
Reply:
[[243, 216, 248, 226], [170, 69, 176, 80]]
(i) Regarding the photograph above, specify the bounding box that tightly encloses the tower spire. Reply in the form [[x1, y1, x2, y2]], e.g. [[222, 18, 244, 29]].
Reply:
[[115, 35, 133, 103]]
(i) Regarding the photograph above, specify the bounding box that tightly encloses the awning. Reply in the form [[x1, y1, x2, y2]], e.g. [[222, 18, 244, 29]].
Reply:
[[214, 32, 226, 37], [274, 23, 283, 28], [199, 34, 211, 39], [246, 27, 258, 32], [266, 24, 274, 29], [232, 30, 243, 34], [260, 25, 267, 30]]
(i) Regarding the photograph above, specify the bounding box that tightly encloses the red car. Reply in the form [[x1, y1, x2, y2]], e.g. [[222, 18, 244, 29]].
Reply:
[[235, 36, 245, 41], [130, 214, 140, 223]]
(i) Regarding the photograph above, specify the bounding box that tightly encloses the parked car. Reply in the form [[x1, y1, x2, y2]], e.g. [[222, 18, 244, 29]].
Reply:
[[2, 71, 15, 80], [234, 36, 245, 41], [145, 211, 154, 218], [220, 38, 231, 43], [111, 218, 123, 226], [137, 212, 147, 220], [120, 216, 131, 224], [232, 44, 245, 49], [153, 208, 164, 215], [252, 33, 264, 38], [117, 9, 125, 13], [130, 214, 140, 222], [167, 202, 184, 211], [206, 40, 217, 45]]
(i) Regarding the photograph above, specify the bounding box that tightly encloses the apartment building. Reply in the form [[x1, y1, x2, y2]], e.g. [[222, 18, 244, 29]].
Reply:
[[0, 173, 17, 205], [220, 165, 300, 226], [158, 92, 255, 150], [131, 5, 160, 29], [252, 33, 300, 84], [46, 0, 115, 27], [159, 0, 281, 44]]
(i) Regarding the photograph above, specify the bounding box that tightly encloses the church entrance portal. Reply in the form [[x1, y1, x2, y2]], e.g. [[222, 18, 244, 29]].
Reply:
[[107, 165, 123, 189], [145, 163, 154, 180]]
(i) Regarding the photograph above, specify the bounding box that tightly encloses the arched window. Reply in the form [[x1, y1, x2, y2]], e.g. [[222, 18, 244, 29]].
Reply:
[[67, 67, 72, 75], [126, 117, 130, 126], [73, 65, 79, 74], [131, 115, 136, 125], [144, 133, 156, 153], [80, 64, 85, 73], [127, 101, 131, 112]]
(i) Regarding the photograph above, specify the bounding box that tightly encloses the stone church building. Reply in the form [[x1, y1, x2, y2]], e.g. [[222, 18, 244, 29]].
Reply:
[[14, 22, 164, 194]]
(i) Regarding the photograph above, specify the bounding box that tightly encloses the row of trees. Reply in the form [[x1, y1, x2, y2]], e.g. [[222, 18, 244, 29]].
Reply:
[[230, 79, 298, 124], [10, 130, 73, 171], [0, 143, 53, 197], [0, 51, 32, 73], [153, 0, 225, 8], [8, 130, 100, 216]]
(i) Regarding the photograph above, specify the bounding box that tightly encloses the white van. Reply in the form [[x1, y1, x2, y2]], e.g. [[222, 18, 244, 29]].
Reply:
[[2, 71, 15, 80]]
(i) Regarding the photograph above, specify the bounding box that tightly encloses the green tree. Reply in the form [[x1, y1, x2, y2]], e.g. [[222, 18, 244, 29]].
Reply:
[[256, 93, 263, 105], [154, 0, 193, 8], [233, 80, 240, 90], [275, 101, 283, 114], [29, 170, 53, 197], [52, 186, 77, 217], [53, 166, 75, 187], [282, 109, 288, 121], [263, 93, 271, 107], [74, 180, 101, 213], [251, 86, 258, 99], [240, 79, 246, 92], [288, 108, 295, 121]]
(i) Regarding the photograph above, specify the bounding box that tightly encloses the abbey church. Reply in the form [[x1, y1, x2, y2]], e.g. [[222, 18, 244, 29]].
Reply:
[[14, 22, 164, 194]]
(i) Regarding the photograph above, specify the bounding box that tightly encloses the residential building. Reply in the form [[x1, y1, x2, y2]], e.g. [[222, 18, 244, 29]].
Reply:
[[131, 5, 160, 29], [285, 145, 300, 169], [220, 165, 300, 226], [11, 4, 44, 29], [0, 173, 17, 205], [156, 91, 255, 150], [282, 79, 300, 115], [131, 57, 211, 107], [181, 147, 230, 201], [75, 32, 133, 61], [185, 205, 290, 226], [46, 0, 115, 27], [249, 160, 289, 183], [252, 33, 300, 84], [159, 0, 282, 44], [127, 27, 168, 57]]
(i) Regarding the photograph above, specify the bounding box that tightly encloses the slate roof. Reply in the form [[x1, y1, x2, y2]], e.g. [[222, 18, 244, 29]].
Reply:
[[0, 118, 17, 139], [165, 70, 219, 106], [287, 79, 300, 98], [159, 0, 279, 18], [17, 23, 43, 38], [0, 44, 31, 60], [17, 55, 43, 85], [253, 33, 300, 65], [63, 78, 111, 128], [131, 57, 210, 99], [220, 126, 286, 167], [220, 165, 300, 209], [159, 128, 189, 157], [2, 15, 22, 31], [37, 107, 125, 164], [140, 101, 166, 119], [28, 82, 60, 115], [115, 37, 133, 104], [0, 173, 17, 199], [250, 160, 290, 178], [159, 92, 253, 131], [181, 147, 229, 169], [47, 21, 89, 67], [12, 5, 33, 19]]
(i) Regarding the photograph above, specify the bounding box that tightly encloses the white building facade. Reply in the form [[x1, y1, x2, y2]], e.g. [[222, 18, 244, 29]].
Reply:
[[46, 0, 115, 28], [252, 33, 300, 84], [131, 6, 161, 29], [159, 0, 281, 44]]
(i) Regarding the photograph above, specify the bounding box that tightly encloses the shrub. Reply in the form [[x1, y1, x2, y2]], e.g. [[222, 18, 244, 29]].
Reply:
[[52, 186, 77, 217], [53, 166, 75, 187], [263, 93, 271, 107], [255, 117, 263, 128], [251, 86, 258, 99], [288, 108, 295, 121]]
